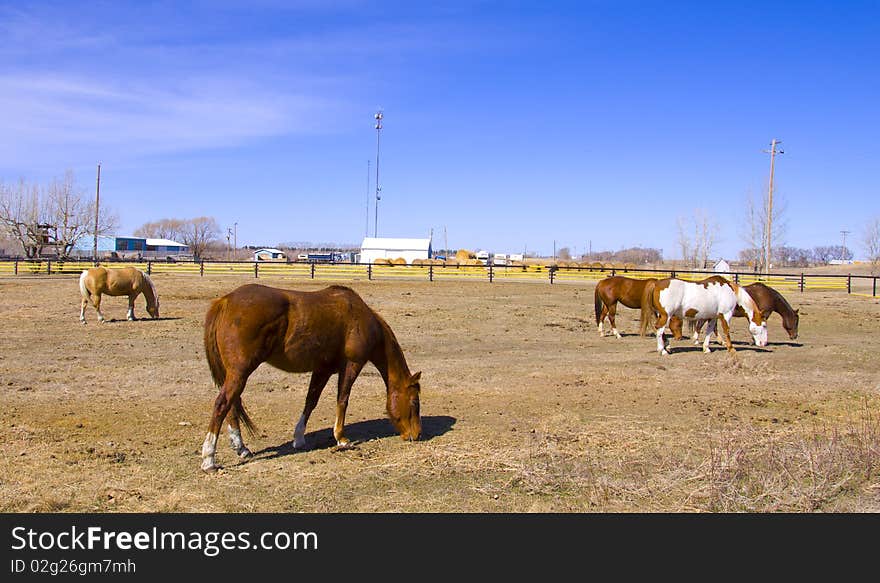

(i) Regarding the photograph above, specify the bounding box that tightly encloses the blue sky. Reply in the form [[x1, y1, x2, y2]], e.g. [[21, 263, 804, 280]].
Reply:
[[1, 1, 878, 258]]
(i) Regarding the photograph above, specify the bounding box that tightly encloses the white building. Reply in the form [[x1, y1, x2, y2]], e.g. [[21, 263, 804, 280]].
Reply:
[[253, 248, 287, 261], [713, 258, 731, 273], [359, 237, 432, 264]]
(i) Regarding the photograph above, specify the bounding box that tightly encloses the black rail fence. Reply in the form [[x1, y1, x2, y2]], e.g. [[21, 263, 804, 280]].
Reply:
[[0, 259, 877, 296]]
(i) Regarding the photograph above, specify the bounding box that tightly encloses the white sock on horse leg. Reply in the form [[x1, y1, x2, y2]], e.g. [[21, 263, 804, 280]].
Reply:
[[201, 432, 218, 470]]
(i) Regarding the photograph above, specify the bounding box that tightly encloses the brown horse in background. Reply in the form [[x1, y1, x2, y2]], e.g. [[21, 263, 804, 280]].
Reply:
[[79, 266, 159, 323], [689, 280, 800, 343], [200, 284, 422, 472], [596, 276, 682, 338]]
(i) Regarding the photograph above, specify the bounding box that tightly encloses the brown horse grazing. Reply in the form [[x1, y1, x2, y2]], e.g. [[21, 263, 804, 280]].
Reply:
[[200, 284, 422, 473], [595, 276, 683, 338], [79, 266, 159, 324], [689, 280, 800, 344]]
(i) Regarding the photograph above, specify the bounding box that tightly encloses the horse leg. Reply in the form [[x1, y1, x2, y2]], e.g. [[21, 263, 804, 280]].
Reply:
[[702, 318, 718, 353], [201, 374, 247, 472], [293, 368, 334, 450], [656, 310, 670, 355], [80, 296, 89, 324], [92, 293, 106, 323], [226, 413, 252, 461], [693, 319, 703, 344], [608, 303, 622, 339], [127, 294, 137, 321], [718, 315, 735, 353], [598, 303, 609, 336], [333, 361, 365, 448]]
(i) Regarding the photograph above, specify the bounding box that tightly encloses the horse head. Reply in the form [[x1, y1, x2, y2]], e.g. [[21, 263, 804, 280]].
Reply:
[[785, 308, 799, 340], [387, 371, 422, 441], [144, 274, 160, 319]]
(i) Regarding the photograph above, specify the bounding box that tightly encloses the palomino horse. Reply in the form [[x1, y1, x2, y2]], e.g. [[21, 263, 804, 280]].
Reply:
[[689, 280, 800, 344], [640, 277, 767, 355], [200, 284, 422, 472], [595, 275, 683, 338], [79, 266, 159, 324]]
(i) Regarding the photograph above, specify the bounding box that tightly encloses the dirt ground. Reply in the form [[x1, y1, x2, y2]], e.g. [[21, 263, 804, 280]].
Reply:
[[1, 274, 878, 512]]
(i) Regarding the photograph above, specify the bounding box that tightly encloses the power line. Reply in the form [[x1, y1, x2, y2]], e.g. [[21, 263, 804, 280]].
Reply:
[[841, 230, 851, 260]]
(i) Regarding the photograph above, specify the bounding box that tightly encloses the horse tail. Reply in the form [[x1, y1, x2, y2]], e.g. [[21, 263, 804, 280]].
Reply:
[[203, 297, 227, 388], [639, 279, 657, 337], [594, 284, 604, 327], [203, 297, 259, 438], [79, 270, 90, 299], [231, 400, 258, 439]]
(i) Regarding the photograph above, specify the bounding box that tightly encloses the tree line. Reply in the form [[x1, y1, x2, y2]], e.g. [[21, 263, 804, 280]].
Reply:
[[0, 172, 118, 258]]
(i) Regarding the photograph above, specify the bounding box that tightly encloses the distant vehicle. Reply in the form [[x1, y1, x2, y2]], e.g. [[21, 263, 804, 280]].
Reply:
[[493, 253, 508, 266], [475, 250, 491, 265], [297, 253, 309, 261]]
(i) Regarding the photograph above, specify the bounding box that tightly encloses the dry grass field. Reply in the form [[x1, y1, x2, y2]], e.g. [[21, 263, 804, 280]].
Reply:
[[1, 274, 878, 512]]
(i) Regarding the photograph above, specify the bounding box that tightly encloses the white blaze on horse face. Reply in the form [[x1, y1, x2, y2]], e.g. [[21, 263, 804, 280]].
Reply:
[[293, 414, 307, 449]]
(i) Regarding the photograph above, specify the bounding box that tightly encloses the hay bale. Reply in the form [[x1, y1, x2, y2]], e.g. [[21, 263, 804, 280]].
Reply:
[[373, 258, 392, 265], [391, 257, 407, 265], [455, 249, 475, 261], [443, 259, 460, 267]]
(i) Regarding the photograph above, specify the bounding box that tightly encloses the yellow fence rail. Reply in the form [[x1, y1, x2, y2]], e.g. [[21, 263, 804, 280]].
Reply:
[[0, 260, 875, 296]]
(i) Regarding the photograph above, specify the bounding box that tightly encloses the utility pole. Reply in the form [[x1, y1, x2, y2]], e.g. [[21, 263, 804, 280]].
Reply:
[[365, 160, 370, 238], [374, 111, 383, 238], [762, 139, 783, 275], [841, 230, 851, 261], [444, 225, 448, 259], [233, 222, 237, 260], [226, 227, 233, 261], [92, 162, 101, 264]]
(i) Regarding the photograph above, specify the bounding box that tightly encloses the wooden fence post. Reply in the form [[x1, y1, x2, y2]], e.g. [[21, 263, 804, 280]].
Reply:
[[147, 261, 152, 275], [549, 268, 555, 285], [488, 264, 494, 283], [799, 273, 805, 292], [847, 274, 851, 294], [200, 261, 204, 276], [254, 262, 259, 278], [429, 264, 433, 282], [367, 264, 372, 281], [873, 276, 877, 297], [47, 260, 51, 275], [14, 260, 18, 275], [310, 263, 316, 279]]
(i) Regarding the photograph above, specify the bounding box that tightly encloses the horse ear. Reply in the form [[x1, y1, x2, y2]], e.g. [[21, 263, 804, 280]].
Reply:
[[410, 371, 421, 385], [795, 309, 799, 314]]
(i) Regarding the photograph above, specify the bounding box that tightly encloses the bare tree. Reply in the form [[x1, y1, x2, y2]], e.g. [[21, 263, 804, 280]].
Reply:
[[180, 216, 220, 259], [677, 210, 718, 268], [0, 172, 116, 258], [44, 171, 118, 257], [134, 218, 186, 241], [0, 179, 43, 257], [741, 188, 787, 272], [676, 216, 692, 267], [557, 247, 571, 260], [863, 217, 880, 274]]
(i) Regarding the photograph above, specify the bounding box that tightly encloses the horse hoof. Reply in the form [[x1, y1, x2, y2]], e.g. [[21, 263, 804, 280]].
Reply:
[[201, 461, 220, 473], [292, 439, 307, 450], [660, 350, 670, 356], [238, 448, 253, 460], [703, 348, 711, 354]]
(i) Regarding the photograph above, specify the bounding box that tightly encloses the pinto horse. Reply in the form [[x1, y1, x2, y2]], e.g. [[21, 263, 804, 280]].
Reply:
[[640, 277, 767, 355], [79, 266, 159, 324], [200, 284, 422, 473], [689, 280, 800, 344], [594, 276, 683, 338]]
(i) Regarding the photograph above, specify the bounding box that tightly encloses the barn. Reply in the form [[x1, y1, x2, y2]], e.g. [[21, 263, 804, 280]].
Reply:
[[253, 248, 287, 261], [359, 237, 432, 264]]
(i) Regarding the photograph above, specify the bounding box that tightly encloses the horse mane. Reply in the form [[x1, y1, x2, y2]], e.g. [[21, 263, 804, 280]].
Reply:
[[141, 270, 158, 303]]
